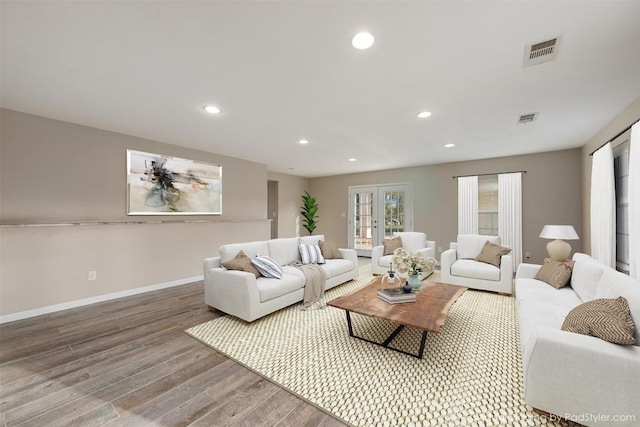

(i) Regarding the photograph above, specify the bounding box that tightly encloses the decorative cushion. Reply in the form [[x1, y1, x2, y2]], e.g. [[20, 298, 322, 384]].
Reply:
[[222, 250, 262, 278], [457, 234, 500, 259], [319, 241, 343, 259], [561, 297, 636, 345], [571, 254, 606, 302], [534, 259, 574, 289], [382, 237, 402, 256], [299, 243, 325, 264], [474, 241, 511, 267], [251, 254, 283, 279]]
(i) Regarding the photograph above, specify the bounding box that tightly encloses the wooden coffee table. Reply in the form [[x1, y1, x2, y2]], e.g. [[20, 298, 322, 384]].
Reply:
[[327, 277, 467, 359]]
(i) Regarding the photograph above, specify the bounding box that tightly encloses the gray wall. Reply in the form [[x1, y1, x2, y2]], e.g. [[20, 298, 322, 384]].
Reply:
[[0, 109, 271, 317], [309, 149, 583, 265]]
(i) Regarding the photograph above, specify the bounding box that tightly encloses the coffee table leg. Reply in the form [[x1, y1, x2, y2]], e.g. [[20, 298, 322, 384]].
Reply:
[[346, 311, 354, 337], [417, 330, 428, 359], [344, 311, 428, 359]]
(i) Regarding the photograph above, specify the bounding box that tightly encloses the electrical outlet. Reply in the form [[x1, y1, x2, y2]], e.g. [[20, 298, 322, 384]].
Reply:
[[525, 252, 532, 260], [88, 271, 97, 281], [438, 247, 443, 253]]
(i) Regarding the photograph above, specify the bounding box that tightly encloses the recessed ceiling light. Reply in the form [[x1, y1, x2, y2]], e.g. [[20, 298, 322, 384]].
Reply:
[[203, 105, 221, 114], [444, 143, 455, 148], [298, 139, 309, 145], [417, 111, 432, 119], [348, 158, 357, 162], [352, 32, 374, 49]]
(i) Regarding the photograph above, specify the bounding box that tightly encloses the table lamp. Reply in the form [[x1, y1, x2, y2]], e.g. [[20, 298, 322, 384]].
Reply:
[[539, 225, 580, 261]]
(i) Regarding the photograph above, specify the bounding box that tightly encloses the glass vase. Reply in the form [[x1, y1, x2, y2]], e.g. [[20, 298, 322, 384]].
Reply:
[[408, 273, 421, 290]]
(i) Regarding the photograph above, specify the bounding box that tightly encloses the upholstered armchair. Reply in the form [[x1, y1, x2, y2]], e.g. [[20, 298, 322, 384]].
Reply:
[[440, 234, 513, 294], [371, 232, 436, 278]]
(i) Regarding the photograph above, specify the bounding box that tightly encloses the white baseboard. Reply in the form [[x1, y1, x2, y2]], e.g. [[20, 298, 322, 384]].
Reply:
[[0, 275, 204, 325]]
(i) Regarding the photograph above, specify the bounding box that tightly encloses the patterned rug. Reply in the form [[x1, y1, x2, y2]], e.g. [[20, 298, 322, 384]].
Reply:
[[186, 267, 577, 427]]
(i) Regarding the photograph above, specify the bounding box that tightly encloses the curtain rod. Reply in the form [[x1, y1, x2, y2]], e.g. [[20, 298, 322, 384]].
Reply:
[[452, 171, 527, 179], [589, 118, 639, 156]]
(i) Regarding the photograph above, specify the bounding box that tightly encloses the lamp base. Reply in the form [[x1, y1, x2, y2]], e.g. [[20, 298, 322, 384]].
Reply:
[[546, 239, 571, 261]]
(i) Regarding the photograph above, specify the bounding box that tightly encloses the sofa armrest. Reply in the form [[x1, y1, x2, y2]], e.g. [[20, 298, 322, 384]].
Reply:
[[417, 246, 435, 260], [205, 268, 261, 321], [516, 263, 542, 279], [338, 247, 358, 268], [371, 245, 384, 266], [499, 254, 513, 278], [203, 257, 222, 284], [522, 326, 640, 421]]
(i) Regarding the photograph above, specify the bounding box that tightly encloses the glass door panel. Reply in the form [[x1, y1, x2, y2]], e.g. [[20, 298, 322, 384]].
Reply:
[[350, 188, 377, 256], [349, 184, 413, 257]]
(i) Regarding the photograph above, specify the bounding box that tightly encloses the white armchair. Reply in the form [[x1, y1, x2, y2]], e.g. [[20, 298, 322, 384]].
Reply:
[[440, 234, 513, 294], [371, 232, 436, 278]]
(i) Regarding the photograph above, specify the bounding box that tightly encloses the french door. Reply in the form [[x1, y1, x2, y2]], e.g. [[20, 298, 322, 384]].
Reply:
[[348, 184, 413, 256]]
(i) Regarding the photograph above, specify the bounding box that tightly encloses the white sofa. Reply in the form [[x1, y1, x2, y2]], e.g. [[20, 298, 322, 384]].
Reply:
[[203, 234, 358, 322], [371, 232, 436, 277], [515, 253, 640, 425], [440, 234, 513, 294]]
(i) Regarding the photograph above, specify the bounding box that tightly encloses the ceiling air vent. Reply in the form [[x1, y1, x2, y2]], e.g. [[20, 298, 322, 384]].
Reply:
[[523, 37, 559, 67], [517, 113, 537, 124]]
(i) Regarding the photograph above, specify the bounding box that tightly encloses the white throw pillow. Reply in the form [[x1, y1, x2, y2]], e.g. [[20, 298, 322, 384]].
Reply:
[[251, 254, 283, 279], [299, 243, 325, 264]]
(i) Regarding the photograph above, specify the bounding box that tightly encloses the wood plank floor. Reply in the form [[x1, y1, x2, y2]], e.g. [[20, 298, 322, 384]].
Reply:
[[0, 282, 348, 427]]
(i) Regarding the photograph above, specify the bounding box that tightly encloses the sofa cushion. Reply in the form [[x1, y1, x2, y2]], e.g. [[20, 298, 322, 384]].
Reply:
[[268, 237, 300, 266], [222, 250, 262, 278], [300, 234, 324, 246], [571, 254, 606, 302], [517, 300, 573, 351], [322, 259, 355, 278], [450, 259, 500, 281], [299, 243, 325, 264], [474, 241, 511, 267], [515, 278, 584, 309], [319, 240, 343, 259], [534, 259, 574, 289], [383, 237, 402, 255], [219, 241, 269, 264], [394, 232, 426, 253], [256, 274, 303, 303], [595, 268, 640, 346], [561, 297, 636, 345], [251, 254, 283, 279], [281, 265, 306, 283], [457, 234, 500, 259]]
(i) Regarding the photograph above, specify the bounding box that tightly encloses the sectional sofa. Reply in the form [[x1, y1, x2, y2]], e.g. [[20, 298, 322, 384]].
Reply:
[[203, 234, 358, 322], [515, 253, 640, 426]]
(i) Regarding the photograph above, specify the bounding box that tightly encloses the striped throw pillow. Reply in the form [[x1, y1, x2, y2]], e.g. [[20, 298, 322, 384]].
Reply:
[[251, 254, 283, 279], [299, 243, 325, 264]]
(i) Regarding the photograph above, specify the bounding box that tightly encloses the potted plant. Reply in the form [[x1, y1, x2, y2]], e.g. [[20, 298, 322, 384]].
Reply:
[[300, 191, 319, 235]]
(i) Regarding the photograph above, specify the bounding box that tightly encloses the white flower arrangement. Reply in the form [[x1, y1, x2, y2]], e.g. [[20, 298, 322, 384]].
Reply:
[[391, 247, 436, 276]]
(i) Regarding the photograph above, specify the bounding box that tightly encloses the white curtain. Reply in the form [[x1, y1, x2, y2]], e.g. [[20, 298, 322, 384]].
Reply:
[[458, 176, 478, 234], [629, 123, 640, 278], [591, 142, 616, 267], [499, 173, 522, 272]]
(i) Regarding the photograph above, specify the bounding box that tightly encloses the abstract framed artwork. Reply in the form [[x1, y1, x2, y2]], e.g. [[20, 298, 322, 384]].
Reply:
[[127, 150, 222, 215]]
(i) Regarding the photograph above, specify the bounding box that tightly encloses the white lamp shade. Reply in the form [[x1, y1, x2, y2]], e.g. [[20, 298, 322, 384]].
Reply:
[[539, 225, 580, 240]]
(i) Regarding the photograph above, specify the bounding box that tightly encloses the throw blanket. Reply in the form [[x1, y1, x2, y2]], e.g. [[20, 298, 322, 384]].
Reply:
[[291, 261, 327, 309]]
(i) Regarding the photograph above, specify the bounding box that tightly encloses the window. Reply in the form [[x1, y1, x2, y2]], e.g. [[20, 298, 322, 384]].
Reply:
[[614, 143, 630, 274], [478, 175, 498, 236]]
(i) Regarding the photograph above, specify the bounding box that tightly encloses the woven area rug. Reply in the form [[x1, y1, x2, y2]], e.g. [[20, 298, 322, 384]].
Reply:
[[187, 267, 577, 427]]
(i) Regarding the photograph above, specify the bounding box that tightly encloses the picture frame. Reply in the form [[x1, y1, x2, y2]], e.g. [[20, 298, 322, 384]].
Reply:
[[127, 149, 222, 215]]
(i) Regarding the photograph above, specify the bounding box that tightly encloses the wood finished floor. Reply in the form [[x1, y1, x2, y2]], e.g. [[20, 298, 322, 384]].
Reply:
[[0, 282, 348, 427]]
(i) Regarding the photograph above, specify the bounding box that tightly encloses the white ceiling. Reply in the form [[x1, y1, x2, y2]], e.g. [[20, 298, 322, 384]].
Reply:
[[2, 1, 640, 178]]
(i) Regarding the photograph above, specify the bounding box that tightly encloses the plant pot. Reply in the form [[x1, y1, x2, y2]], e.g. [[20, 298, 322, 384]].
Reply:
[[408, 273, 421, 290]]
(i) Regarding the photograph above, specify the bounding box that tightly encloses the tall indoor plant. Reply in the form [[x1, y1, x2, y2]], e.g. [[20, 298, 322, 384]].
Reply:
[[300, 191, 319, 235]]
